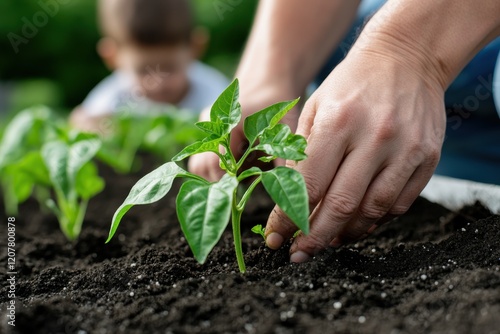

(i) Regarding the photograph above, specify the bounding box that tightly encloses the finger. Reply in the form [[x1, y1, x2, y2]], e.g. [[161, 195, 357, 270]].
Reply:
[[330, 155, 438, 247], [265, 116, 350, 249], [288, 145, 386, 261], [188, 152, 224, 182], [295, 99, 316, 138], [328, 161, 416, 245], [389, 160, 438, 216]]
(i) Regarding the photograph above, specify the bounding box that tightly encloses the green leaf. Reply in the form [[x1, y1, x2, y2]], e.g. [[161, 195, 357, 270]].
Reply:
[[243, 98, 299, 144], [261, 167, 309, 234], [42, 138, 101, 200], [254, 124, 307, 161], [107, 162, 186, 242], [237, 166, 262, 181], [0, 106, 51, 168], [14, 151, 51, 186], [210, 79, 241, 132], [67, 138, 101, 184], [41, 141, 71, 198], [3, 166, 33, 204], [251, 224, 266, 239], [172, 136, 221, 162], [258, 156, 276, 163], [176, 174, 238, 264], [195, 120, 228, 137], [75, 162, 104, 200]]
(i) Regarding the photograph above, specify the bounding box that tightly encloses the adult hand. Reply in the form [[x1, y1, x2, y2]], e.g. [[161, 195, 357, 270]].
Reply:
[[265, 47, 447, 262]]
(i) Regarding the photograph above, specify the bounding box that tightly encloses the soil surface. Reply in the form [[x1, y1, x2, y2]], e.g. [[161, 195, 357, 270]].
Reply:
[[1, 159, 500, 334]]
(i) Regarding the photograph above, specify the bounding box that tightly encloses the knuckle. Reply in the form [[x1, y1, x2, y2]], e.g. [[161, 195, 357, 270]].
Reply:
[[358, 202, 390, 221], [407, 140, 441, 168], [388, 204, 410, 216], [316, 101, 353, 130], [425, 146, 441, 167], [302, 171, 324, 208], [373, 119, 398, 143], [324, 192, 359, 221], [269, 207, 297, 235], [294, 232, 330, 255]]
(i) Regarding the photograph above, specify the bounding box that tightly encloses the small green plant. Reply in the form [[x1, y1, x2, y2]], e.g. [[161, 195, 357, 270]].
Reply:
[[0, 107, 56, 214], [107, 79, 309, 273], [97, 110, 203, 173], [0, 107, 104, 240], [41, 134, 104, 240], [251, 224, 266, 239]]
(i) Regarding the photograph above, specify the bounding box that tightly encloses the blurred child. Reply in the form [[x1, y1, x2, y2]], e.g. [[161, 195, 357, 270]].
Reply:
[[70, 0, 229, 132]]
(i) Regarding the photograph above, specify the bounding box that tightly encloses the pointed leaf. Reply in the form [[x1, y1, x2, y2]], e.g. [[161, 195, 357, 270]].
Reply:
[[107, 162, 186, 242], [251, 224, 266, 239], [172, 137, 221, 162], [261, 167, 309, 234], [0, 107, 51, 168], [2, 166, 34, 204], [195, 121, 228, 137], [243, 98, 299, 144], [258, 156, 276, 163], [14, 151, 51, 186], [41, 141, 71, 198], [75, 162, 105, 200], [42, 138, 101, 200], [210, 79, 241, 132], [176, 174, 238, 264], [68, 138, 101, 183], [237, 166, 262, 181], [254, 124, 307, 161]]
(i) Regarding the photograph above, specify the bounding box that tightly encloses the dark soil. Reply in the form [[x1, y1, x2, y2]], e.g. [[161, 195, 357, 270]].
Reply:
[[1, 159, 500, 334]]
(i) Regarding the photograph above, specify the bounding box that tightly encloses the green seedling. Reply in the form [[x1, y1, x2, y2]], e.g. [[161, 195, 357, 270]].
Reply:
[[251, 224, 266, 239], [97, 110, 203, 173], [0, 107, 104, 240], [0, 107, 55, 214], [41, 134, 104, 240], [107, 79, 309, 273]]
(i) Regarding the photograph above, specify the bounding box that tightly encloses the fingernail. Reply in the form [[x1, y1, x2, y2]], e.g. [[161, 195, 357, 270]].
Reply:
[[290, 250, 311, 263], [265, 232, 284, 250]]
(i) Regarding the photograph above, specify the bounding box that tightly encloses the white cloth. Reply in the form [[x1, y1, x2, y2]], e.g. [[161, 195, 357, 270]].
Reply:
[[82, 61, 229, 116]]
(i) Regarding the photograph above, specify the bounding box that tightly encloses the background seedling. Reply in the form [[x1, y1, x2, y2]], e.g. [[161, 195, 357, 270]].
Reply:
[[0, 106, 57, 214], [107, 79, 309, 273], [97, 109, 203, 173], [42, 134, 104, 240], [0, 107, 104, 240]]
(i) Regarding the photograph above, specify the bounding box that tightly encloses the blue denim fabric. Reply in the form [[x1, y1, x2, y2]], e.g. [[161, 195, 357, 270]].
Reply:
[[314, 0, 500, 184]]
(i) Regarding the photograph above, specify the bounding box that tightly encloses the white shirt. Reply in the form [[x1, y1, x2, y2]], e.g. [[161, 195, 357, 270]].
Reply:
[[82, 61, 229, 116]]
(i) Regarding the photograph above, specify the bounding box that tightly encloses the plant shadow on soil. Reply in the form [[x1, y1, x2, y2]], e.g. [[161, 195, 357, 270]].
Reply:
[[1, 158, 500, 334]]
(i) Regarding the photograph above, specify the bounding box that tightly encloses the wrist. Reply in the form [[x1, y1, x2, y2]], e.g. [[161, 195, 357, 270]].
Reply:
[[235, 58, 303, 101], [351, 30, 447, 94], [351, 0, 500, 91], [235, 65, 302, 117]]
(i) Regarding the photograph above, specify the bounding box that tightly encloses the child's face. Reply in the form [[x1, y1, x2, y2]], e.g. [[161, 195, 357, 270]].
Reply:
[[118, 44, 193, 105]]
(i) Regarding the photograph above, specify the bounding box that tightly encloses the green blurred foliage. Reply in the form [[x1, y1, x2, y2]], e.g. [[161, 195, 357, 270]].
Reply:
[[193, 0, 258, 75], [0, 0, 257, 112]]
